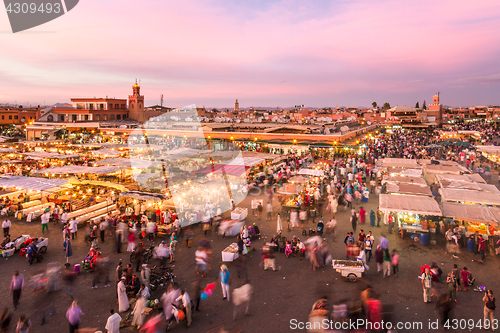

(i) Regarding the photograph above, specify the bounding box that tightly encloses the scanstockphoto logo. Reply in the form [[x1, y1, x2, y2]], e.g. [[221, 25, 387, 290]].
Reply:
[[4, 0, 79, 33], [128, 105, 249, 226]]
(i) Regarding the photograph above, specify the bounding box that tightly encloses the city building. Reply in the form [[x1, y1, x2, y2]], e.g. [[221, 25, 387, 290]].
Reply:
[[234, 99, 239, 111], [427, 93, 443, 126]]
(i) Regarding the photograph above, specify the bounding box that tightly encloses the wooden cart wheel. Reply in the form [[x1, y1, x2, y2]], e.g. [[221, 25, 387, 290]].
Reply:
[[347, 273, 357, 283], [39, 246, 47, 254]]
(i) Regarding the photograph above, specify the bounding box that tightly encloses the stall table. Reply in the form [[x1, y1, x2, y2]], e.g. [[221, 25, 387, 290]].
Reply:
[[231, 207, 248, 220], [221, 243, 247, 262]]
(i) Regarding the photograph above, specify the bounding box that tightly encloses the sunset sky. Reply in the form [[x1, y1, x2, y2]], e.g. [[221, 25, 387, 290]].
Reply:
[[1, 0, 500, 108]]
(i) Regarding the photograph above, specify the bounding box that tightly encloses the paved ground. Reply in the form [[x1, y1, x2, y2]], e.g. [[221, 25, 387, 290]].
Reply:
[[1, 171, 500, 333]]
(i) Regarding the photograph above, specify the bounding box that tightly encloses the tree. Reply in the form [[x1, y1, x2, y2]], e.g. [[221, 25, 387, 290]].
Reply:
[[422, 100, 426, 110], [18, 105, 22, 109], [415, 102, 420, 109], [372, 102, 377, 108], [382, 102, 391, 110]]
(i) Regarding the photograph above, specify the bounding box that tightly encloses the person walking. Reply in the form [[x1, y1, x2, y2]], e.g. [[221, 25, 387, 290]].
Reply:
[[219, 265, 231, 301], [370, 209, 375, 227], [2, 218, 10, 238], [483, 290, 496, 331], [115, 262, 123, 300], [104, 309, 121, 333], [446, 272, 457, 304], [69, 218, 78, 239], [10, 271, 24, 309], [479, 235, 487, 263], [421, 267, 432, 303], [41, 211, 49, 233], [382, 248, 391, 277], [350, 209, 357, 232], [391, 249, 399, 276], [99, 221, 106, 243], [66, 300, 83, 333]]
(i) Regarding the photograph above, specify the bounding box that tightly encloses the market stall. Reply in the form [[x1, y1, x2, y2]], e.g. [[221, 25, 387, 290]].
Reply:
[[438, 188, 500, 207], [379, 194, 442, 240], [221, 243, 247, 262], [231, 207, 248, 220], [441, 202, 500, 243]]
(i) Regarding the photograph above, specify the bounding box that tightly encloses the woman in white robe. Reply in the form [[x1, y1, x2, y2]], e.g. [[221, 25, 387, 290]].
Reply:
[[330, 196, 338, 216], [117, 277, 129, 312]]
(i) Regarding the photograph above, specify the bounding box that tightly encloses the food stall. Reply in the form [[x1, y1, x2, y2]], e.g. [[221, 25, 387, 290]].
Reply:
[[438, 188, 500, 207], [221, 242, 247, 262], [332, 260, 365, 283], [379, 194, 442, 242], [441, 202, 500, 251], [231, 207, 248, 220]]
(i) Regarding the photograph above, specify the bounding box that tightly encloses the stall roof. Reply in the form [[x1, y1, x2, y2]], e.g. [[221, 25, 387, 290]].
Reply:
[[418, 159, 460, 167], [439, 180, 499, 193], [160, 148, 211, 158], [378, 158, 421, 169], [32, 165, 126, 175], [96, 157, 162, 168], [0, 176, 68, 191], [439, 188, 500, 206], [434, 173, 486, 184], [119, 190, 167, 202], [192, 164, 250, 177], [379, 194, 442, 216], [92, 148, 123, 157], [441, 202, 500, 224], [223, 157, 265, 167], [386, 184, 433, 196], [424, 165, 469, 175], [297, 169, 323, 177], [476, 145, 500, 154], [382, 176, 428, 187], [23, 152, 80, 159], [287, 175, 310, 184]]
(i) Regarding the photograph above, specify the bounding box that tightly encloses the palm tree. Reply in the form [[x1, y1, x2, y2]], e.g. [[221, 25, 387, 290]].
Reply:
[[372, 102, 377, 108]]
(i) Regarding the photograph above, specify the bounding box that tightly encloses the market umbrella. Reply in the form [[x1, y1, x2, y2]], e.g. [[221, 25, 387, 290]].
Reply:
[[277, 215, 282, 235], [65, 239, 73, 263]]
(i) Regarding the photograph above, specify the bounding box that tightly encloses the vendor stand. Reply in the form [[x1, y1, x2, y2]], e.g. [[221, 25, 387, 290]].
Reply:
[[441, 202, 500, 252], [221, 243, 247, 262], [332, 260, 365, 283], [378, 194, 442, 242], [231, 207, 248, 220]]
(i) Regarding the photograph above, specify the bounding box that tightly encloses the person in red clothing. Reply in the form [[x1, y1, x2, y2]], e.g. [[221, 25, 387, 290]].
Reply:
[[461, 267, 471, 291], [357, 230, 366, 247], [479, 235, 487, 262], [359, 206, 366, 224]]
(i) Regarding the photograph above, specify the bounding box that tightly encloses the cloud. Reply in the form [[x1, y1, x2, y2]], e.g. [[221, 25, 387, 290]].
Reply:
[[1, 0, 500, 107], [458, 73, 500, 83]]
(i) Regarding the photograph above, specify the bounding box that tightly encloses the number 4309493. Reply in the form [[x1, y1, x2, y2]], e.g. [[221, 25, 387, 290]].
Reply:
[[6, 2, 61, 14]]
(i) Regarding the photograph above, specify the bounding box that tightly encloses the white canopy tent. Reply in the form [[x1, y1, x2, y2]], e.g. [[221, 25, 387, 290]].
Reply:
[[32, 165, 126, 175], [223, 157, 265, 167], [119, 191, 167, 202], [439, 188, 500, 206], [0, 176, 68, 191], [92, 148, 123, 157], [297, 169, 323, 177], [441, 202, 500, 224], [434, 173, 486, 184], [23, 152, 79, 159], [378, 158, 421, 169], [96, 157, 162, 168], [381, 176, 428, 187], [379, 194, 442, 216]]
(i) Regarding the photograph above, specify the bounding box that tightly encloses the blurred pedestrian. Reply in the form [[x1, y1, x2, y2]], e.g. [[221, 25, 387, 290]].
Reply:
[[66, 300, 83, 333], [10, 271, 24, 309]]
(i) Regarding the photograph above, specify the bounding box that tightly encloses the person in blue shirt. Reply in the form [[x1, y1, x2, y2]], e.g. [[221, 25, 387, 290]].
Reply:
[[219, 265, 231, 301]]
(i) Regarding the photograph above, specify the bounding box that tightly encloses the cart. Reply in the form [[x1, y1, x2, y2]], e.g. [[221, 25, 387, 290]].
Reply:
[[332, 260, 365, 282]]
